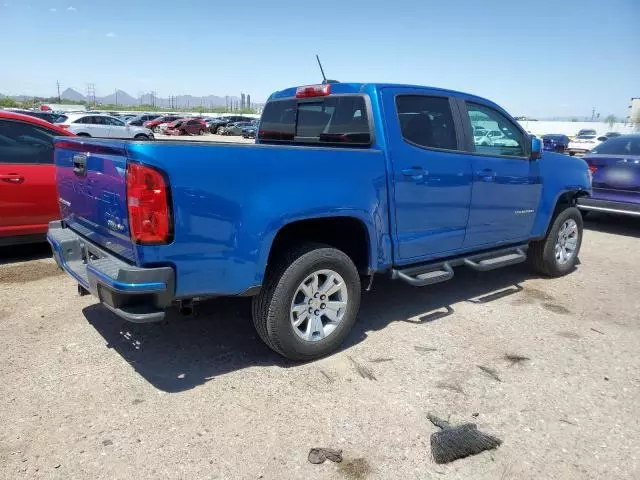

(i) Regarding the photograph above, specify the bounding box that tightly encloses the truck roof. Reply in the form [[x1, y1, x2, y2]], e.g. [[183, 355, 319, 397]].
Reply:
[[267, 82, 490, 104]]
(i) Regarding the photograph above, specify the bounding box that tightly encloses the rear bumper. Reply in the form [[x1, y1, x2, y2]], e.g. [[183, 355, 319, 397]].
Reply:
[[47, 221, 175, 323], [577, 197, 640, 217]]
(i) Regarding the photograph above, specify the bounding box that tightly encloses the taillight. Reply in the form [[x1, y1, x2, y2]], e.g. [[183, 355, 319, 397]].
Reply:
[[588, 165, 597, 174], [295, 84, 331, 98], [126, 163, 172, 244]]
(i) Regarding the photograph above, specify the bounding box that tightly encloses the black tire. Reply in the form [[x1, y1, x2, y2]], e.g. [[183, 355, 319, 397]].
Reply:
[[252, 244, 361, 361], [528, 206, 583, 277], [76, 133, 91, 137], [134, 134, 149, 140]]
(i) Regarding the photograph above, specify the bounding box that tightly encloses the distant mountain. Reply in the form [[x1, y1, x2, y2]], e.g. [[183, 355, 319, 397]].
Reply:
[[61, 88, 86, 102], [98, 90, 137, 106], [5, 88, 249, 109]]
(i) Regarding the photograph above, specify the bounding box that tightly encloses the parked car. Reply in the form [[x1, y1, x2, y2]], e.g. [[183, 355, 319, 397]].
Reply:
[[0, 111, 74, 246], [5, 109, 64, 124], [211, 116, 256, 134], [127, 114, 162, 126], [55, 114, 154, 139], [577, 129, 597, 136], [242, 124, 257, 139], [164, 118, 207, 136], [143, 115, 183, 132], [48, 81, 590, 360], [578, 134, 640, 217], [542, 134, 570, 153], [567, 135, 605, 156], [224, 121, 255, 136], [473, 129, 519, 147]]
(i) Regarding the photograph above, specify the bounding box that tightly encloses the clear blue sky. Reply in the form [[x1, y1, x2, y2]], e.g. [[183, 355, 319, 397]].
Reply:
[[2, 0, 638, 117]]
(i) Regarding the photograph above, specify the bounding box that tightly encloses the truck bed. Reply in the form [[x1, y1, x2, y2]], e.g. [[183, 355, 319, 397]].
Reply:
[[54, 138, 389, 297]]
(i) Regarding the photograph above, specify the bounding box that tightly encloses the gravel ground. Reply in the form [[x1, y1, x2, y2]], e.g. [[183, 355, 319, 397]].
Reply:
[[1, 213, 639, 480]]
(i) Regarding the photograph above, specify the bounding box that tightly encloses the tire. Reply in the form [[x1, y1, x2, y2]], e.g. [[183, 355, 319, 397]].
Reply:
[[76, 133, 91, 137], [252, 244, 361, 361], [134, 134, 149, 140], [528, 206, 583, 277]]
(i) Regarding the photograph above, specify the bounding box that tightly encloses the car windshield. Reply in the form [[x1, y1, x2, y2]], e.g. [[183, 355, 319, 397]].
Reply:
[[575, 135, 596, 140], [590, 136, 640, 155]]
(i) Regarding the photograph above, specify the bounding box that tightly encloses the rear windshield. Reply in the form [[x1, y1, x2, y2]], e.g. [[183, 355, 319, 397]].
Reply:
[[591, 137, 640, 155], [258, 95, 371, 146]]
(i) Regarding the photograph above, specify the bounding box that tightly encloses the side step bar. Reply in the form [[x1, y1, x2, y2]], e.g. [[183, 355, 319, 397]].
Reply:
[[392, 262, 454, 287], [464, 248, 527, 272], [392, 245, 528, 287]]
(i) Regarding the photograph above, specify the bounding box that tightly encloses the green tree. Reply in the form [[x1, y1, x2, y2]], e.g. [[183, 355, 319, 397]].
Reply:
[[604, 114, 617, 128], [0, 97, 20, 108]]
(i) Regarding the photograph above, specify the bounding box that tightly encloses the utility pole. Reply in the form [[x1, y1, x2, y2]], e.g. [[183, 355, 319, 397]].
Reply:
[[86, 83, 96, 108], [56, 80, 61, 103], [115, 89, 118, 107]]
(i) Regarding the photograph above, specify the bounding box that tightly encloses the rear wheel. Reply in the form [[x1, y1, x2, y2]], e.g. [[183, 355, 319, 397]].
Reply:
[[529, 206, 583, 277], [76, 132, 91, 137], [252, 244, 361, 361]]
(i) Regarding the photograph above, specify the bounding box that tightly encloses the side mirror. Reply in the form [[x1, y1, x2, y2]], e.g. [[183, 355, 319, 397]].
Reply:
[[530, 136, 542, 160]]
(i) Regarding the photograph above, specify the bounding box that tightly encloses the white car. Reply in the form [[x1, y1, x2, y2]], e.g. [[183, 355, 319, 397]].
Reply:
[[55, 113, 154, 140], [474, 129, 519, 147], [566, 135, 605, 156]]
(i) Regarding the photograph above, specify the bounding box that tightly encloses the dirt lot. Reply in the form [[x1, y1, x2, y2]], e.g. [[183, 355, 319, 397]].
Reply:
[[1, 214, 639, 480]]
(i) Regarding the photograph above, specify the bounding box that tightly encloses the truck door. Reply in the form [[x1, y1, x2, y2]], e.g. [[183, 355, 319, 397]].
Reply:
[[457, 100, 542, 247], [382, 88, 473, 263]]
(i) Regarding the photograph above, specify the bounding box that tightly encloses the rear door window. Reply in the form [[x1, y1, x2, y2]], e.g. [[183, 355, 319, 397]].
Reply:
[[395, 95, 459, 150], [259, 95, 371, 146]]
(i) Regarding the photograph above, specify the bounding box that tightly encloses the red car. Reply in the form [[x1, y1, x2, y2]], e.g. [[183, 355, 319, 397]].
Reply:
[[165, 118, 207, 136], [0, 111, 74, 245], [143, 115, 183, 132]]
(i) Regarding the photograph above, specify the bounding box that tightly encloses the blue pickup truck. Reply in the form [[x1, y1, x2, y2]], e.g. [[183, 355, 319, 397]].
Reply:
[[47, 82, 591, 360]]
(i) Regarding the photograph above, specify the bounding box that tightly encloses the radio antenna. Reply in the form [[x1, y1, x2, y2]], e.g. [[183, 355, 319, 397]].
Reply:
[[316, 54, 328, 84]]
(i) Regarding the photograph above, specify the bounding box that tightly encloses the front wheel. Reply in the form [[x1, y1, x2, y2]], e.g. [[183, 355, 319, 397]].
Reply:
[[528, 206, 583, 277], [252, 245, 361, 361]]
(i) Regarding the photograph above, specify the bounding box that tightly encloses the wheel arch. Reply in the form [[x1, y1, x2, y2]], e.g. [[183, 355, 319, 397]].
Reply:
[[259, 215, 376, 279], [532, 188, 589, 240]]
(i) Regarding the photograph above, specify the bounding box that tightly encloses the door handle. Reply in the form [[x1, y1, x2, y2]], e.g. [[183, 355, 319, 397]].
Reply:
[[401, 167, 427, 182], [476, 169, 496, 181], [0, 173, 25, 184]]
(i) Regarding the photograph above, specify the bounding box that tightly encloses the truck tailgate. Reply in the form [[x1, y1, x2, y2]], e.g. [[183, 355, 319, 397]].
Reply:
[[55, 138, 136, 262]]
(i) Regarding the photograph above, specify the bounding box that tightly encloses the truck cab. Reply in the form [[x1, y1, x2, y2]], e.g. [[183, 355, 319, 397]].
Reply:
[[48, 82, 591, 360]]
